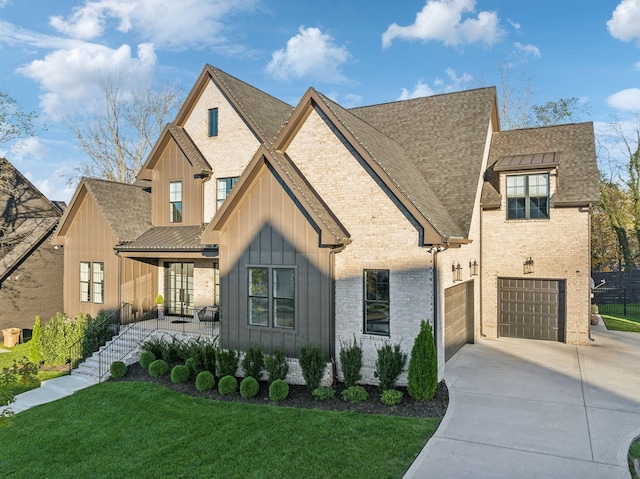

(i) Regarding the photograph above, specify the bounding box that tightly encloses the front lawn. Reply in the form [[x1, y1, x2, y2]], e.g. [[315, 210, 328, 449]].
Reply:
[[601, 315, 640, 333], [0, 381, 440, 478], [0, 342, 67, 395]]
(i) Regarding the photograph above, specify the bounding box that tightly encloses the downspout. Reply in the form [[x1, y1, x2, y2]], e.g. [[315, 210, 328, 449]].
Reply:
[[429, 245, 447, 359], [329, 243, 348, 385]]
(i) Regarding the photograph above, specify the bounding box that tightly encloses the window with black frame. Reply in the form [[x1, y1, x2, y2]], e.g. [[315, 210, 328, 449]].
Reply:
[[248, 266, 295, 329], [506, 173, 549, 220], [364, 269, 390, 336]]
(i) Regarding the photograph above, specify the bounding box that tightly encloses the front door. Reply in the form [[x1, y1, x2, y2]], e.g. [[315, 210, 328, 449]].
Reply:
[[165, 262, 194, 316]]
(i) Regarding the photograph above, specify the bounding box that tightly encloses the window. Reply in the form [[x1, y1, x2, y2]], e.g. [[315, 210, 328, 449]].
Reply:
[[216, 177, 238, 210], [92, 262, 104, 304], [248, 267, 295, 329], [208, 108, 218, 137], [506, 173, 549, 220], [80, 262, 90, 302], [169, 181, 182, 223], [364, 269, 390, 336]]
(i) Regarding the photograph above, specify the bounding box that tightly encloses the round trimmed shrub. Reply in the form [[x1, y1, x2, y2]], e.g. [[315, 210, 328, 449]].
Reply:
[[185, 357, 198, 375], [380, 389, 403, 406], [110, 361, 128, 378], [218, 375, 238, 395], [139, 350, 156, 370], [240, 376, 260, 399], [342, 385, 368, 404], [171, 364, 190, 384], [312, 386, 335, 401], [196, 371, 215, 392], [148, 359, 169, 378], [269, 379, 289, 402]]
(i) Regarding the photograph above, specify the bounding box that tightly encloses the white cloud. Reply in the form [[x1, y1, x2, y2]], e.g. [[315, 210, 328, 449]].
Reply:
[[266, 27, 352, 84], [9, 137, 50, 162], [26, 172, 76, 203], [608, 0, 640, 44], [607, 88, 640, 112], [382, 0, 503, 48], [507, 18, 521, 30], [513, 42, 541, 58], [398, 68, 474, 100], [48, 0, 258, 50], [17, 43, 156, 121]]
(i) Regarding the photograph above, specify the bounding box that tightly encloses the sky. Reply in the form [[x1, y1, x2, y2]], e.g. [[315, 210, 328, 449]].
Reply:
[[0, 0, 638, 203]]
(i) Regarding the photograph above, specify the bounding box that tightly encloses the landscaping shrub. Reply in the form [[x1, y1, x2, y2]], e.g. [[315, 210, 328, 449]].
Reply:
[[142, 336, 165, 360], [171, 365, 190, 384], [40, 312, 91, 366], [139, 350, 156, 370], [109, 361, 128, 378], [216, 349, 238, 378], [339, 336, 362, 388], [184, 337, 217, 375], [29, 316, 43, 364], [312, 386, 335, 401], [342, 385, 368, 404], [218, 375, 238, 395], [195, 371, 215, 392], [161, 336, 185, 364], [265, 348, 289, 384], [240, 376, 260, 399], [375, 343, 407, 392], [380, 389, 403, 406], [185, 357, 197, 375], [269, 379, 289, 402], [148, 359, 169, 378], [0, 358, 38, 427], [81, 310, 114, 359], [299, 345, 325, 391], [407, 320, 438, 401], [241, 346, 264, 380]]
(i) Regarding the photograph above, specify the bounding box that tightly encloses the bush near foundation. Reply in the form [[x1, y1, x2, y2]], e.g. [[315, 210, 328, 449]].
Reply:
[[339, 336, 362, 388], [195, 371, 215, 392], [375, 343, 407, 392], [148, 359, 169, 378], [240, 377, 259, 399], [342, 385, 368, 404], [218, 375, 238, 395], [265, 348, 289, 384], [269, 379, 289, 402], [110, 361, 128, 378], [171, 365, 190, 384], [407, 320, 438, 401], [241, 346, 264, 381], [139, 351, 156, 370], [300, 345, 325, 392], [216, 349, 239, 378]]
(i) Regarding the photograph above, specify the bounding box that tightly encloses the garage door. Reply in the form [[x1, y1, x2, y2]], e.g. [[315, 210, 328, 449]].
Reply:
[[444, 281, 474, 362], [498, 278, 565, 342]]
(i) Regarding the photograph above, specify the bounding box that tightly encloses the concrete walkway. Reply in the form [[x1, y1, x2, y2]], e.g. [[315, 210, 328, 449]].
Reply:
[[405, 324, 640, 479], [0, 374, 97, 415]]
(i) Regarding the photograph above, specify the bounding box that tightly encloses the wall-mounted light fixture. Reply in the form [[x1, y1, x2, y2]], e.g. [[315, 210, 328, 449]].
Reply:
[[469, 259, 478, 276], [452, 262, 462, 282], [523, 257, 534, 274]]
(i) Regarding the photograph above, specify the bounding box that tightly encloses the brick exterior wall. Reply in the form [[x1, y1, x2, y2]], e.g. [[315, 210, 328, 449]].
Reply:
[[181, 80, 261, 223], [286, 108, 436, 386], [481, 171, 591, 345]]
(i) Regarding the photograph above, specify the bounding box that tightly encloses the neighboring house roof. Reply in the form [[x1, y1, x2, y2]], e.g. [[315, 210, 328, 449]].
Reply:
[[115, 225, 209, 252], [350, 87, 498, 238], [137, 123, 211, 181], [174, 64, 294, 144], [0, 158, 63, 282], [53, 178, 151, 245], [485, 123, 600, 207]]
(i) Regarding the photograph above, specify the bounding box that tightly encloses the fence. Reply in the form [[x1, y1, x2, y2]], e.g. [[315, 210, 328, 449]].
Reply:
[[592, 276, 640, 320]]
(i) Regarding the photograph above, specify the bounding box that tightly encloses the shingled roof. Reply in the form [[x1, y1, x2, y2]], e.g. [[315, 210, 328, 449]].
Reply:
[[485, 122, 599, 207], [53, 178, 151, 244], [350, 87, 497, 238]]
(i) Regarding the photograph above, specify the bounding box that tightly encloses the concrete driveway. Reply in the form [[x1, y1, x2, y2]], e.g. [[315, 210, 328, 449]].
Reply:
[[404, 324, 640, 479]]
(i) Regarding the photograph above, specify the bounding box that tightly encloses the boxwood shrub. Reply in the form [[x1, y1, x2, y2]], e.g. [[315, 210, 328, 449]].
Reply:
[[341, 385, 368, 404], [148, 359, 169, 378], [139, 350, 156, 370], [240, 376, 260, 399], [109, 361, 127, 378], [269, 379, 289, 402], [195, 371, 215, 392], [171, 365, 190, 384], [312, 386, 335, 401], [380, 389, 403, 406], [218, 375, 238, 395]]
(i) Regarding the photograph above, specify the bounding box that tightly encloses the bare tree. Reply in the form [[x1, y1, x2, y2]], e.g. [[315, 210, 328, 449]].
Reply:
[[0, 90, 37, 145], [68, 73, 183, 183]]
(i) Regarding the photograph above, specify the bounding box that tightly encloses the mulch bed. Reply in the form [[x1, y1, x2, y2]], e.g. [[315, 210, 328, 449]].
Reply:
[[111, 362, 448, 418]]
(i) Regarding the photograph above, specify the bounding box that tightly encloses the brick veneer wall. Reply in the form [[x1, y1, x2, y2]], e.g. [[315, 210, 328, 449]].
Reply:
[[481, 172, 591, 345]]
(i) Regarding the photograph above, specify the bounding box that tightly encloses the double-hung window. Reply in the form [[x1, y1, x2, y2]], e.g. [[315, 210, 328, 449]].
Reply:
[[216, 177, 238, 210], [80, 262, 104, 303], [80, 262, 90, 302], [506, 173, 549, 220], [248, 267, 295, 329], [169, 181, 182, 223], [364, 269, 390, 336]]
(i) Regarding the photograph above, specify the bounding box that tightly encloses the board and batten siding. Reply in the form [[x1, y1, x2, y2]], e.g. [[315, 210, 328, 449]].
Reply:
[[62, 191, 119, 318], [217, 161, 333, 358], [120, 257, 158, 319], [151, 140, 204, 227]]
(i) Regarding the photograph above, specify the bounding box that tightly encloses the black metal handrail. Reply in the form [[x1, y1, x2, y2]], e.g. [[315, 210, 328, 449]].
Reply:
[[67, 304, 129, 372]]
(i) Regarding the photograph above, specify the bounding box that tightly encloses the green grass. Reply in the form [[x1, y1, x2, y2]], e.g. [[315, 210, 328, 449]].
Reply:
[[0, 382, 440, 478], [629, 436, 640, 478], [0, 342, 67, 395], [601, 315, 640, 333]]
